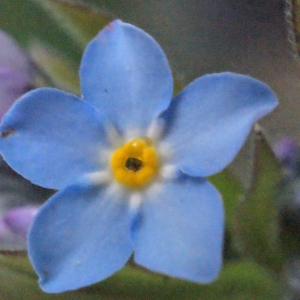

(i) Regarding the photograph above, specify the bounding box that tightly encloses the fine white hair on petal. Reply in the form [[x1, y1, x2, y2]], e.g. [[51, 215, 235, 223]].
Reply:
[[107, 181, 125, 199], [99, 148, 114, 166], [157, 141, 173, 162], [129, 192, 142, 209], [86, 171, 112, 185], [99, 124, 122, 168], [159, 164, 178, 180], [105, 123, 123, 148], [146, 119, 165, 143], [145, 182, 164, 202], [124, 128, 144, 141]]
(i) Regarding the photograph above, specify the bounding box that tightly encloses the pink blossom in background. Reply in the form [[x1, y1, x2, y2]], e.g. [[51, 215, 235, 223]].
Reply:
[[0, 31, 36, 249], [0, 30, 33, 119], [3, 205, 39, 238]]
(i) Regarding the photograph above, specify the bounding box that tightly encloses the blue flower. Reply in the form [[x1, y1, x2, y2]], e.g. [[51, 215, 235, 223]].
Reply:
[[0, 20, 278, 293]]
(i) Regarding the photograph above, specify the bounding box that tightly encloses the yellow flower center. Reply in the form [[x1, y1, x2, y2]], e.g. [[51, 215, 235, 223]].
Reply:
[[110, 138, 159, 188]]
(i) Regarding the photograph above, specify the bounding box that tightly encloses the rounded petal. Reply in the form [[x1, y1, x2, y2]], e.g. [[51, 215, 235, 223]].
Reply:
[[80, 20, 173, 134], [133, 176, 224, 283], [0, 88, 107, 189], [28, 179, 133, 293], [162, 72, 278, 177]]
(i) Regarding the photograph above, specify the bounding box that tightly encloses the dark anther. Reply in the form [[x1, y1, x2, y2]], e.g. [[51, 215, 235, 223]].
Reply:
[[125, 157, 143, 172]]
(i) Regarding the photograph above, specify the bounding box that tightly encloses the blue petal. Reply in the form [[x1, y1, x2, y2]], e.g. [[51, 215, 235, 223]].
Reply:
[[162, 72, 278, 177], [28, 179, 133, 293], [80, 20, 173, 134], [133, 176, 224, 283], [0, 88, 107, 189]]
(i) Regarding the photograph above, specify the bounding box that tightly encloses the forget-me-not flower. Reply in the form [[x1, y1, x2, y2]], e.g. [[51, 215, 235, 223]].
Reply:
[[0, 20, 278, 293]]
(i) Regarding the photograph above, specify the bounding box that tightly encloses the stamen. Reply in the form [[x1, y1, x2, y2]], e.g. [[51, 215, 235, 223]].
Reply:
[[110, 137, 159, 188], [125, 157, 143, 172], [147, 119, 165, 142]]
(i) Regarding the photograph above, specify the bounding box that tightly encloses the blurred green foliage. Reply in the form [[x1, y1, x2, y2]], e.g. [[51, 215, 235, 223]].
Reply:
[[0, 253, 283, 299], [234, 128, 284, 272]]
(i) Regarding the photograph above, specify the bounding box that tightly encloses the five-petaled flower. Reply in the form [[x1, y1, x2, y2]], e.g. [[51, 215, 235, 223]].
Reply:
[[0, 20, 278, 293]]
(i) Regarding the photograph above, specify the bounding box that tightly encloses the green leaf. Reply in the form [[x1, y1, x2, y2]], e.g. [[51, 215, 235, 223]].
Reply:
[[94, 261, 283, 300], [233, 126, 284, 271], [209, 170, 244, 260], [0, 0, 81, 62], [209, 169, 244, 231], [0, 253, 283, 300], [29, 40, 80, 94], [33, 0, 113, 48]]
